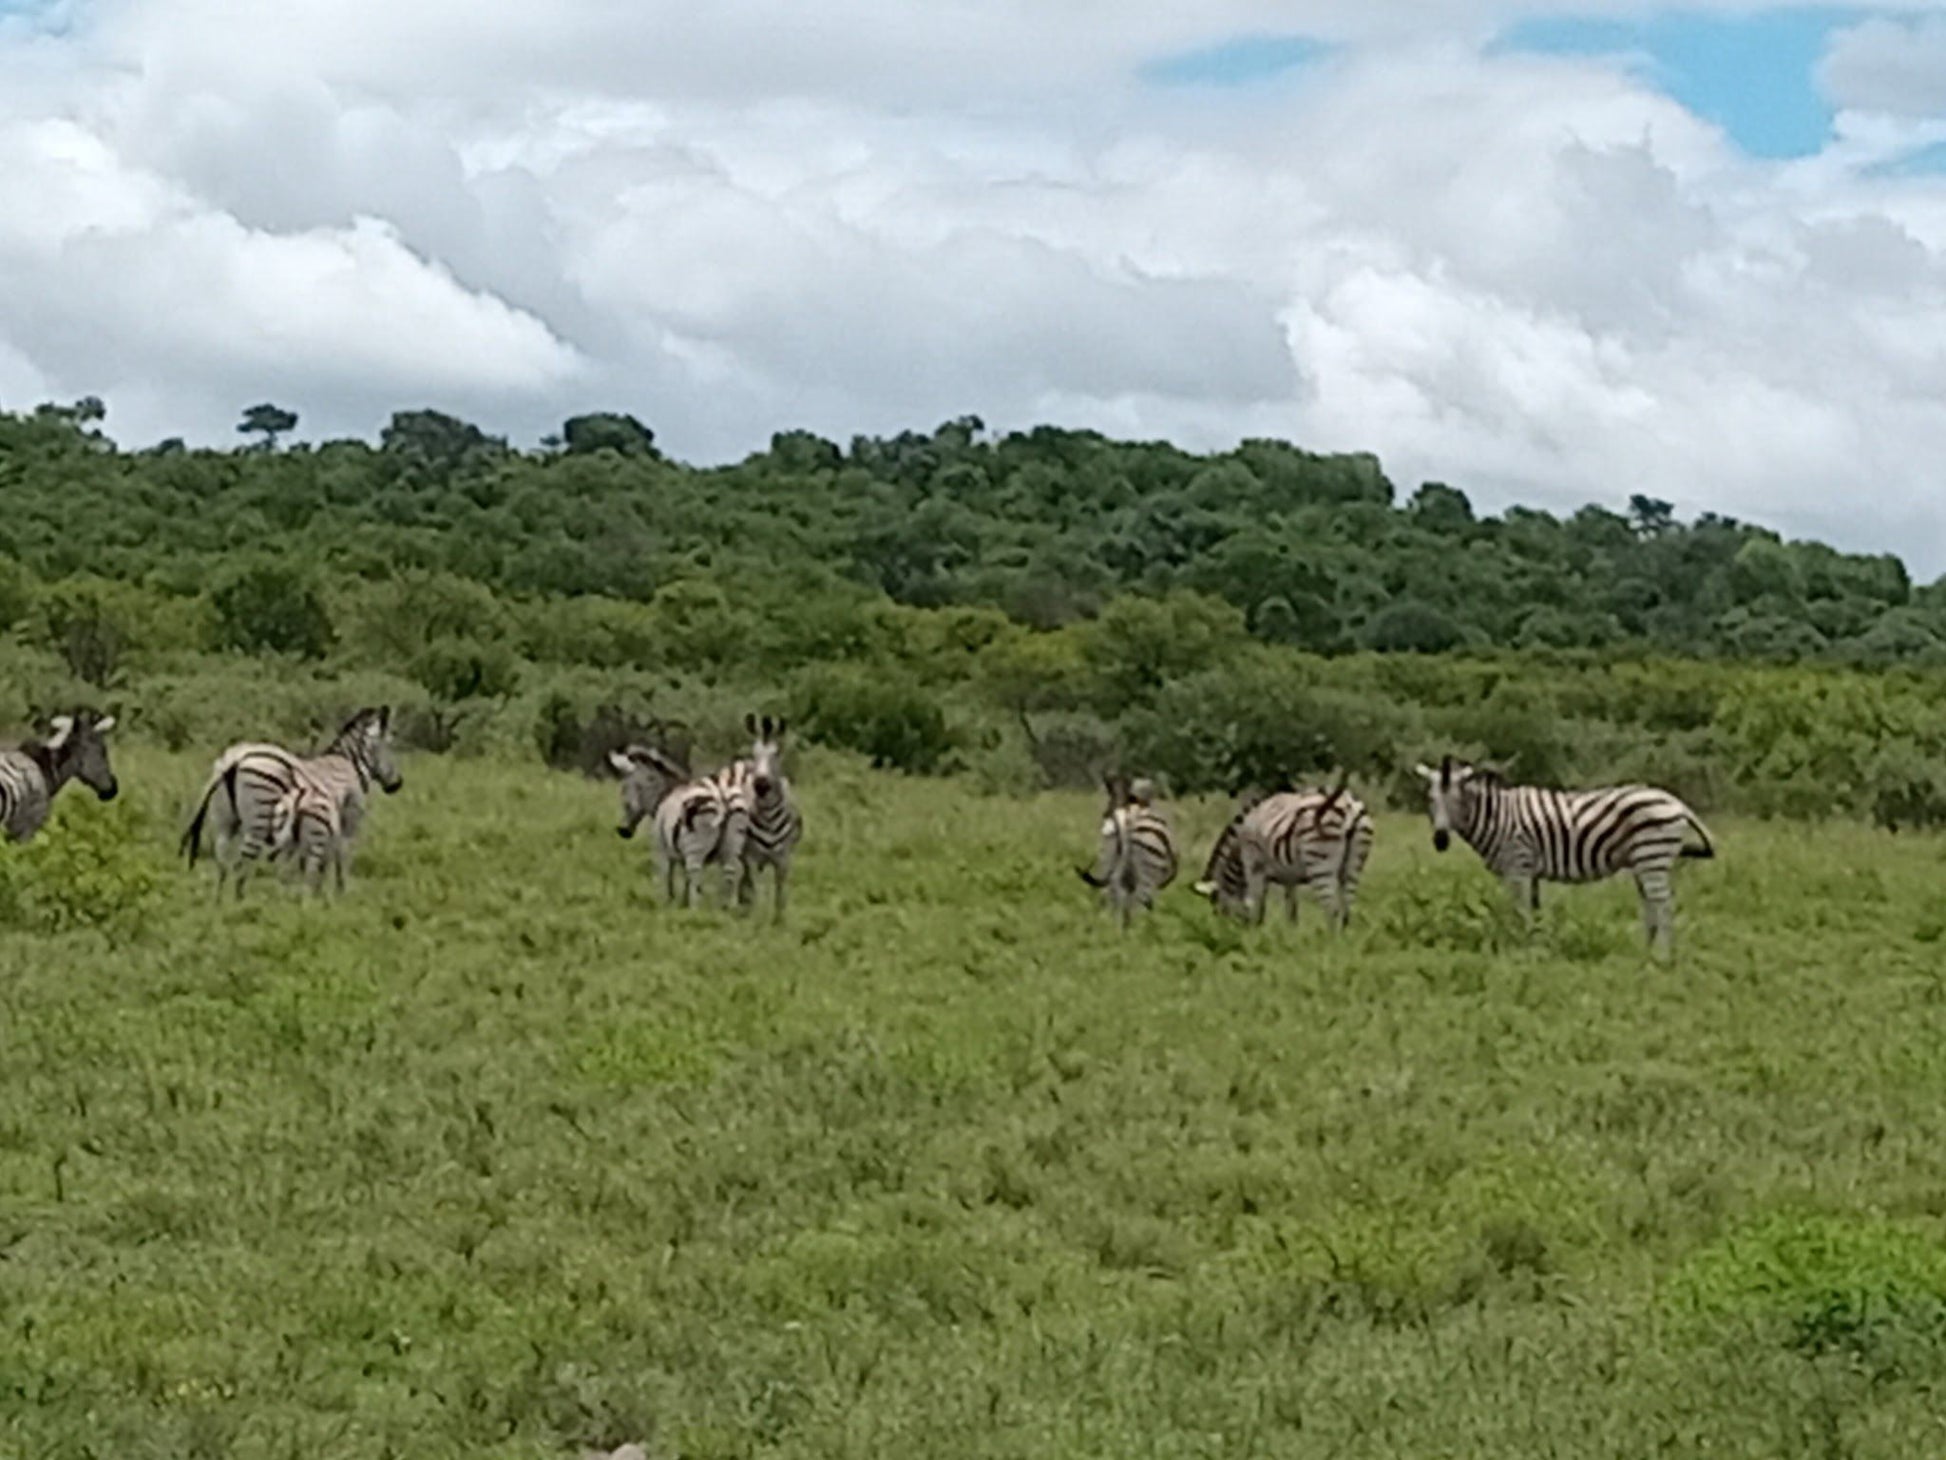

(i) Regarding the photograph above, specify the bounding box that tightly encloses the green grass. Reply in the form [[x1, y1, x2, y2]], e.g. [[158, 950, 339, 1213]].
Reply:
[[8, 748, 1946, 1457]]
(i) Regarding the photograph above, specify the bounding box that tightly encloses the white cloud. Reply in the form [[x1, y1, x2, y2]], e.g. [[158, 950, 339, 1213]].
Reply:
[[1820, 15, 1946, 120], [4, 1, 1946, 575]]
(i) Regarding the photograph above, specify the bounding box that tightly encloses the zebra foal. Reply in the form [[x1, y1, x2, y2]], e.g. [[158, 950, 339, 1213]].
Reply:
[[1193, 777, 1374, 929], [1417, 756, 1714, 955], [610, 744, 747, 909], [265, 781, 348, 895], [1077, 775, 1178, 928], [714, 714, 804, 919], [181, 707, 402, 896], [0, 711, 119, 843]]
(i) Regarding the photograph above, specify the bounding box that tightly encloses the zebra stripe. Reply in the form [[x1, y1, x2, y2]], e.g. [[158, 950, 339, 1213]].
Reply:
[[1194, 780, 1374, 929], [181, 707, 401, 896], [610, 745, 748, 909], [1417, 756, 1715, 954], [266, 781, 347, 895], [713, 713, 804, 919], [1078, 776, 1178, 928], [0, 711, 119, 843]]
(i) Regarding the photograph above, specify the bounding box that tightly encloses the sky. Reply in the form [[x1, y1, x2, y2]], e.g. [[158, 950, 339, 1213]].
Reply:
[[4, 3, 1946, 575]]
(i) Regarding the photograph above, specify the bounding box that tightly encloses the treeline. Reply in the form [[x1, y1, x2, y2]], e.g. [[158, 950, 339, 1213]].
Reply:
[[3, 398, 1945, 825]]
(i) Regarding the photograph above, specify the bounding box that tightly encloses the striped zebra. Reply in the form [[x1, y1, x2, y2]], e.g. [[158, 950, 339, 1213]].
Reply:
[[609, 744, 748, 908], [1193, 778, 1374, 928], [181, 707, 402, 896], [714, 714, 804, 920], [1416, 756, 1715, 954], [0, 711, 118, 842], [265, 781, 347, 895], [1077, 775, 1178, 928]]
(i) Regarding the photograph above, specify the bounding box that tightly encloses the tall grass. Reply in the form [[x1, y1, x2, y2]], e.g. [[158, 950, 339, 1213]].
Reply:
[[6, 749, 1946, 1457]]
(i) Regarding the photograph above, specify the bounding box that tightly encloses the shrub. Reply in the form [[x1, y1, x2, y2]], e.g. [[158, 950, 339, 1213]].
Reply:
[[210, 560, 335, 658], [534, 695, 691, 777], [38, 581, 130, 686], [791, 666, 956, 774], [0, 796, 160, 935]]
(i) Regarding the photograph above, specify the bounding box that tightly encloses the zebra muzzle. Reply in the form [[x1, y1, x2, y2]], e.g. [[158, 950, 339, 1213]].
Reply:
[[1433, 829, 1450, 852]]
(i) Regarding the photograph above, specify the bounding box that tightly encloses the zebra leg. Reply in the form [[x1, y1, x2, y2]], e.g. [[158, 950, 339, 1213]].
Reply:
[[1284, 883, 1299, 924], [1634, 868, 1675, 956], [1505, 874, 1537, 931], [773, 857, 791, 922]]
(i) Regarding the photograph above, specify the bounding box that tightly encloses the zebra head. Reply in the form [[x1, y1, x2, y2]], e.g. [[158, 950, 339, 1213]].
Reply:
[[44, 710, 119, 801], [744, 714, 787, 798], [1416, 755, 1480, 851], [608, 744, 686, 839], [341, 706, 403, 794]]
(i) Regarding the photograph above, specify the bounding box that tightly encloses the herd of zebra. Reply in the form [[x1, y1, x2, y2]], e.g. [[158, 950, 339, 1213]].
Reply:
[[1081, 757, 1716, 955], [0, 706, 1715, 952]]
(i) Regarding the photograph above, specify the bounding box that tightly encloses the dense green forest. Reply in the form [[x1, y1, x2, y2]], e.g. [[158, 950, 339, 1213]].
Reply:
[[4, 397, 1946, 823]]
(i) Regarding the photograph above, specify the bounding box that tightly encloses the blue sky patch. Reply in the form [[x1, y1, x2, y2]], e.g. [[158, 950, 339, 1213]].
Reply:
[[1140, 34, 1333, 88], [1863, 139, 1946, 177], [1495, 7, 1864, 160]]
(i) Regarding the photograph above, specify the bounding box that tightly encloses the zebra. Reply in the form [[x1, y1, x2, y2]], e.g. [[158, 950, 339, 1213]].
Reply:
[[713, 714, 804, 919], [0, 711, 119, 843], [181, 707, 402, 896], [1193, 777, 1374, 929], [609, 744, 748, 909], [1416, 755, 1715, 955], [1077, 775, 1178, 928], [264, 780, 348, 895]]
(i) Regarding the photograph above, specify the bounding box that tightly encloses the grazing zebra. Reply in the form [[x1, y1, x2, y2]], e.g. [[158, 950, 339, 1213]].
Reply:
[[1193, 778, 1374, 929], [0, 711, 119, 843], [1077, 775, 1178, 928], [181, 707, 402, 896], [265, 781, 347, 895], [714, 714, 804, 920], [1416, 756, 1715, 955], [609, 744, 747, 909]]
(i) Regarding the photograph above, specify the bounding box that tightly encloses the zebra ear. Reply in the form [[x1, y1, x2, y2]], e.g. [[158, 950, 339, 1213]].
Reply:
[[773, 717, 787, 740], [607, 750, 634, 776], [94, 714, 116, 735], [745, 713, 759, 737], [46, 715, 73, 750]]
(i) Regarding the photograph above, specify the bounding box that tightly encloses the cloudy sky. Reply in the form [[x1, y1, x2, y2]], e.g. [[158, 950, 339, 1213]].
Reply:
[[4, 2, 1946, 574]]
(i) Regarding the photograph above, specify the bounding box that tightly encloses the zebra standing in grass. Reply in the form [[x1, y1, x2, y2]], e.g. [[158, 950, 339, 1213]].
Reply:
[[0, 711, 119, 842], [265, 780, 347, 895], [1077, 775, 1178, 929], [714, 714, 805, 920], [1194, 777, 1375, 929], [1416, 756, 1715, 955], [181, 707, 402, 896], [609, 744, 748, 909]]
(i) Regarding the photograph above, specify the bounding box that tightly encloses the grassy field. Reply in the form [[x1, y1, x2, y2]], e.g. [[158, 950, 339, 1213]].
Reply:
[[7, 747, 1946, 1458]]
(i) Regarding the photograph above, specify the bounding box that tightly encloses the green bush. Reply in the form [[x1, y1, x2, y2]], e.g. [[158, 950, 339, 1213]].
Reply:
[[0, 795, 160, 935], [791, 666, 957, 774], [210, 560, 335, 658]]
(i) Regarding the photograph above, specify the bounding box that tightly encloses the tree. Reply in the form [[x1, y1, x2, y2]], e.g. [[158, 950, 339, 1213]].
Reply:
[[561, 412, 657, 457], [1629, 495, 1676, 537], [1361, 600, 1470, 654], [1410, 482, 1475, 534], [210, 561, 334, 658], [237, 403, 299, 451]]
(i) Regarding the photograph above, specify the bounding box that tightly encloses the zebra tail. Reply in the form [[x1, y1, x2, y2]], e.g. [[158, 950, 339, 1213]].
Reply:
[[180, 764, 234, 866], [1075, 866, 1105, 888], [1679, 811, 1716, 860]]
